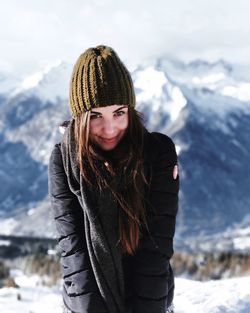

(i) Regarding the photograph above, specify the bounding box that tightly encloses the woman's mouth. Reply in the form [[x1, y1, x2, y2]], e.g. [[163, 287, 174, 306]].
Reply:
[[100, 137, 117, 144]]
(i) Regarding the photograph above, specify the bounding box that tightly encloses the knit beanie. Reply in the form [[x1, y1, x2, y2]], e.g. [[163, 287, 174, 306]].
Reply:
[[69, 45, 136, 117]]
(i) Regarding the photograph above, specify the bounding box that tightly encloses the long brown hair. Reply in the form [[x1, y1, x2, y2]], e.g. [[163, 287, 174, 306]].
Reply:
[[73, 106, 149, 255]]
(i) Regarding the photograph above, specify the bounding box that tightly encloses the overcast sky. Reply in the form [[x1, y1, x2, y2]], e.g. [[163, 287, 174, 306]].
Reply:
[[1, 0, 250, 78]]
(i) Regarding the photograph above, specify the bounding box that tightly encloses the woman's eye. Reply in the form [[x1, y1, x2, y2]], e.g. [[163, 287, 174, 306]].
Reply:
[[90, 114, 101, 120], [115, 111, 125, 117]]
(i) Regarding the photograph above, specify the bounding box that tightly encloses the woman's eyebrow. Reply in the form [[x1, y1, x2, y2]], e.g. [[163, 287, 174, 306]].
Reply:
[[91, 106, 127, 114], [113, 106, 127, 113]]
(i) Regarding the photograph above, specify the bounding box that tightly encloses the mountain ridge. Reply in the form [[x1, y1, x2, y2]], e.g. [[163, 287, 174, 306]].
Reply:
[[0, 58, 249, 253]]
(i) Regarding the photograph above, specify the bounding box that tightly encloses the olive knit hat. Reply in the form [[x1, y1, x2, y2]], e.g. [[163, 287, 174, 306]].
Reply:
[[69, 45, 136, 117]]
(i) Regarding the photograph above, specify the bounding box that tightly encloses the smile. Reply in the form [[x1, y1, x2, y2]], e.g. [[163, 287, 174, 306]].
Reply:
[[100, 137, 117, 143]]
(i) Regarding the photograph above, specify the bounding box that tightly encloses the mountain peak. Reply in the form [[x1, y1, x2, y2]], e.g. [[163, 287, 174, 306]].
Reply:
[[12, 61, 72, 102]]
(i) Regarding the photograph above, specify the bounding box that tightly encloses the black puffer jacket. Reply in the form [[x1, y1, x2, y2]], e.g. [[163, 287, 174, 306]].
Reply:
[[48, 130, 179, 313]]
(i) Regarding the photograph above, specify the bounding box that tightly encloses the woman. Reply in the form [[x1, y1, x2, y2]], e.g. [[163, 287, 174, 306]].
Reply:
[[48, 45, 179, 313]]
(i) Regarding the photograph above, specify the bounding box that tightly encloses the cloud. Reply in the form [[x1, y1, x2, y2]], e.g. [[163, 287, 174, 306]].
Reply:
[[1, 0, 250, 77]]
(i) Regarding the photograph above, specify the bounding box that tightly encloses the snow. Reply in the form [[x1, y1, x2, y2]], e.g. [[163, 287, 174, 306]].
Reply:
[[175, 144, 182, 155], [134, 66, 167, 101], [0, 270, 63, 313], [0, 197, 56, 238], [192, 72, 226, 85], [0, 240, 11, 246], [133, 65, 187, 123], [176, 222, 250, 255], [11, 61, 72, 103], [0, 218, 18, 235], [157, 58, 250, 112], [233, 236, 250, 251], [5, 106, 66, 166], [1, 270, 250, 313], [20, 72, 44, 90], [180, 85, 250, 121], [166, 85, 187, 121], [5, 57, 250, 139], [221, 83, 250, 102], [174, 277, 250, 313], [224, 224, 250, 252]]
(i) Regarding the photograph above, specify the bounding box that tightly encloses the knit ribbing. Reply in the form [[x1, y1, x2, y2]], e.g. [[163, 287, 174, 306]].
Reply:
[[69, 45, 136, 117]]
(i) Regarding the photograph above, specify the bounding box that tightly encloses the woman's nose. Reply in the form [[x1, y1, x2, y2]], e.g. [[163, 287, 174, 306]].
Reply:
[[102, 119, 116, 135]]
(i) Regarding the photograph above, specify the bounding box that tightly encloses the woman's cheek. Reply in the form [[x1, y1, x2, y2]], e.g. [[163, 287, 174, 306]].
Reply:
[[90, 121, 101, 133], [120, 115, 129, 129]]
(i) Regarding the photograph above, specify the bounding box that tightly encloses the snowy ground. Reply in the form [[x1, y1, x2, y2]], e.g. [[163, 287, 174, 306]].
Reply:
[[0, 270, 250, 313], [174, 277, 250, 313]]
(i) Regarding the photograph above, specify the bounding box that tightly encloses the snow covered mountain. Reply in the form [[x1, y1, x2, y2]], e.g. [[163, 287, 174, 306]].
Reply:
[[0, 62, 72, 236], [0, 58, 249, 252]]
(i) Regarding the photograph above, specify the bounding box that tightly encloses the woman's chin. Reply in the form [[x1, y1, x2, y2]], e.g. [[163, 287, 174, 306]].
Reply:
[[90, 132, 127, 151], [95, 136, 122, 151], [98, 142, 118, 151]]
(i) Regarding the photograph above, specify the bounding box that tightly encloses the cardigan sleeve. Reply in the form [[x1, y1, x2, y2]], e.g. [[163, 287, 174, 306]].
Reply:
[[131, 134, 179, 313], [48, 144, 108, 313]]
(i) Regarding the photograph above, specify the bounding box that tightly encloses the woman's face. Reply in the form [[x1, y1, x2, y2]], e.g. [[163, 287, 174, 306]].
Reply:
[[89, 104, 129, 151]]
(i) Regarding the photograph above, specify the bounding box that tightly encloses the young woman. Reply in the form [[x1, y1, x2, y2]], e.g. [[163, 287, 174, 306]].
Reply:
[[48, 45, 179, 313]]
